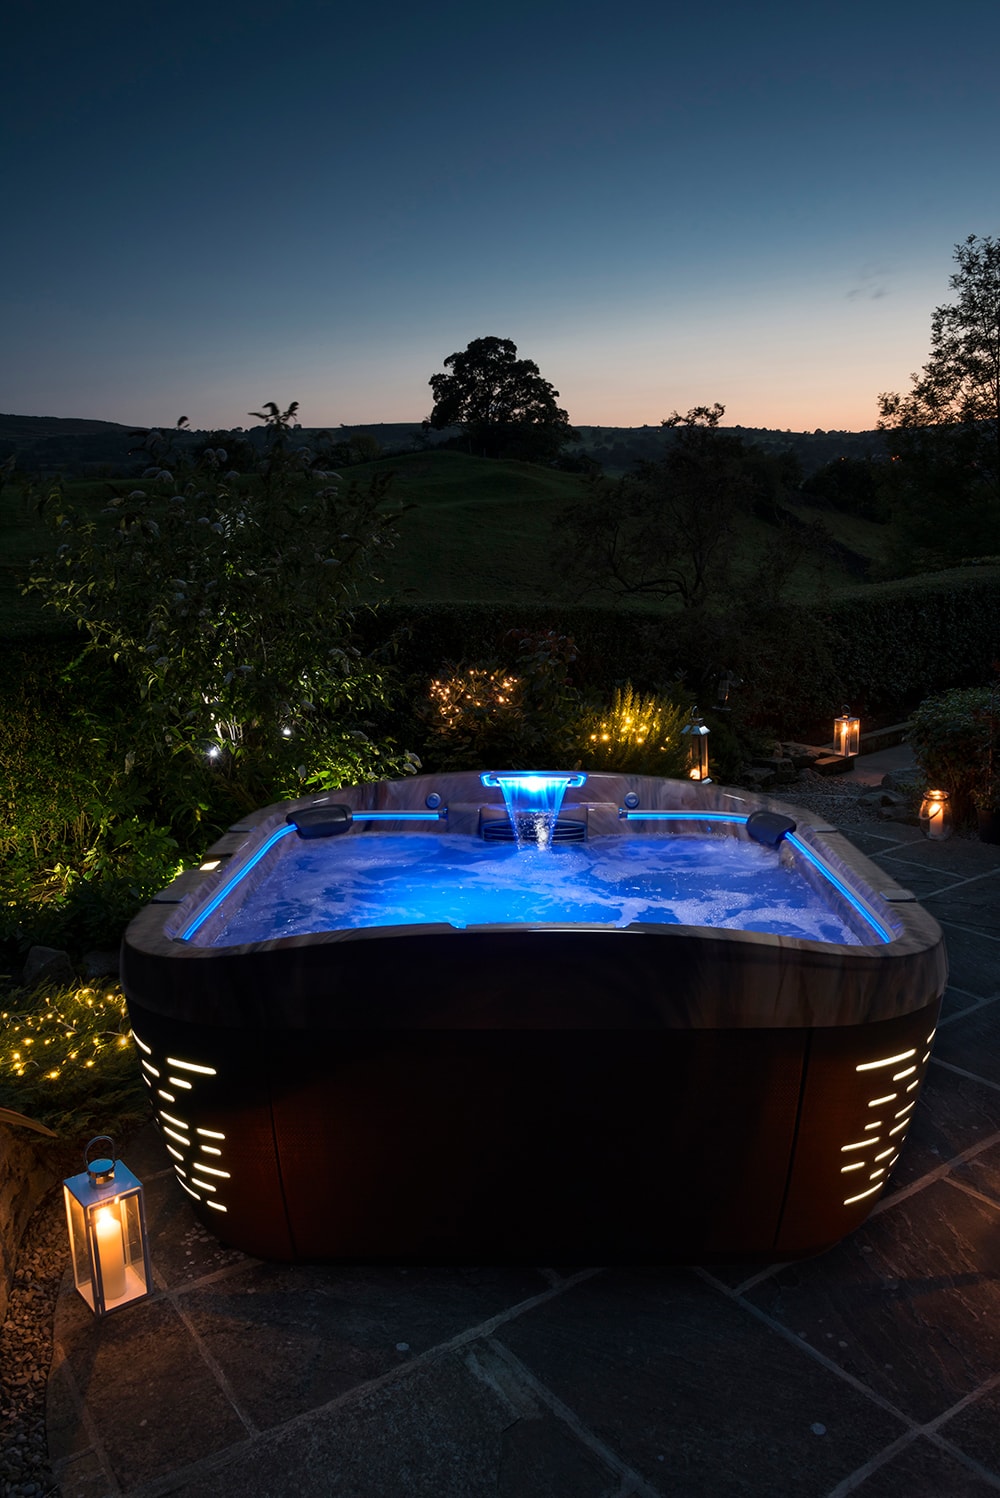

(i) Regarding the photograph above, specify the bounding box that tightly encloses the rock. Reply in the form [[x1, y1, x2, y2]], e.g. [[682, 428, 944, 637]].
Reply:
[[742, 766, 777, 791], [21, 946, 74, 989], [780, 742, 822, 770], [878, 806, 921, 825], [860, 790, 907, 808], [81, 949, 120, 979], [750, 756, 797, 784]]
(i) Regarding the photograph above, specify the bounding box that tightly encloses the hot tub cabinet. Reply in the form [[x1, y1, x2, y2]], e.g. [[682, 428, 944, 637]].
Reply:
[[121, 772, 947, 1263]]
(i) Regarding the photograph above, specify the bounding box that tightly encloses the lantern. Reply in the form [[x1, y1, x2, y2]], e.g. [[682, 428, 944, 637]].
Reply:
[[63, 1136, 152, 1316], [918, 789, 952, 841], [834, 706, 860, 758], [682, 709, 711, 783]]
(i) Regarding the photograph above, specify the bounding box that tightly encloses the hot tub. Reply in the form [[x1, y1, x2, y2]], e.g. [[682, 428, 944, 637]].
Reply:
[[121, 771, 947, 1263]]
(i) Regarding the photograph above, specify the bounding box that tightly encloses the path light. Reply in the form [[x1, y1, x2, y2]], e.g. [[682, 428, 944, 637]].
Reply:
[[834, 706, 860, 758], [63, 1136, 152, 1316], [682, 709, 711, 783], [918, 789, 952, 841]]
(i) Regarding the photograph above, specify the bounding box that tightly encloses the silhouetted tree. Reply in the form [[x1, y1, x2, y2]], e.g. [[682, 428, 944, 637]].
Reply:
[[878, 234, 1000, 560], [426, 336, 576, 462]]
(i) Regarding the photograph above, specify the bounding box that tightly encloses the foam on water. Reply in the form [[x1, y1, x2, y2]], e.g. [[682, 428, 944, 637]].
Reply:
[[206, 832, 865, 947]]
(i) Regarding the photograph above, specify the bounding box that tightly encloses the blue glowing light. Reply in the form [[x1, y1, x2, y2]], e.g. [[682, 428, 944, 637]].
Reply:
[[786, 832, 894, 944], [179, 824, 296, 940]]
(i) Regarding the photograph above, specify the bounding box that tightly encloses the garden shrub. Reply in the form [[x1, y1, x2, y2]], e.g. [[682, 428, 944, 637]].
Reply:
[[568, 684, 689, 776], [908, 686, 994, 822]]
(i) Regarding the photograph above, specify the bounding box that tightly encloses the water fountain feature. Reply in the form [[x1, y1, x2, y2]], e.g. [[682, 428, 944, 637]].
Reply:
[[479, 770, 588, 849]]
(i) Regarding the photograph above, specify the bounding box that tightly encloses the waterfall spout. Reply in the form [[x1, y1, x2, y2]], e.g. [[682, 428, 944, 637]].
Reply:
[[480, 771, 587, 850]]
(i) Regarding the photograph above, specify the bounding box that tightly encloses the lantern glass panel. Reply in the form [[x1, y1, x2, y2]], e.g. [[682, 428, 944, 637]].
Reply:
[[835, 711, 860, 757], [919, 790, 952, 841], [63, 1162, 152, 1316]]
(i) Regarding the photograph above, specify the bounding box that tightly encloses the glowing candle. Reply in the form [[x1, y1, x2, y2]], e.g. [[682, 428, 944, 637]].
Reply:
[[94, 1206, 127, 1302]]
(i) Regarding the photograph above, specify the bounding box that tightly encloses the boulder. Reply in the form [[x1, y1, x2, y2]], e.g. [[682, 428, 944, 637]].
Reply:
[[81, 949, 120, 980], [21, 946, 74, 989]]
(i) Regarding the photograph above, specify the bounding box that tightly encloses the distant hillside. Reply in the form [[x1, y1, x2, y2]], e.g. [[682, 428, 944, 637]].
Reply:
[[0, 411, 885, 480]]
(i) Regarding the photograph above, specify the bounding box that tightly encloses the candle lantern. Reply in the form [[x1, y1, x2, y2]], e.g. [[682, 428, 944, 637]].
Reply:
[[918, 789, 952, 841], [834, 706, 860, 758], [63, 1136, 152, 1316], [682, 709, 711, 783]]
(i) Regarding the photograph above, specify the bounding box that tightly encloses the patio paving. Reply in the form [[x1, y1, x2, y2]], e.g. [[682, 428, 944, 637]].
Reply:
[[46, 752, 1000, 1497]]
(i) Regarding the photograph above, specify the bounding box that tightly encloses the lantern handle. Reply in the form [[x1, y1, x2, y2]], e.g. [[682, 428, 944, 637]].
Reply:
[[84, 1135, 116, 1170]]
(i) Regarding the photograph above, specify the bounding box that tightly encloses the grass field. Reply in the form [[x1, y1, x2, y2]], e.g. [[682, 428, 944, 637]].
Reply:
[[0, 448, 979, 637]]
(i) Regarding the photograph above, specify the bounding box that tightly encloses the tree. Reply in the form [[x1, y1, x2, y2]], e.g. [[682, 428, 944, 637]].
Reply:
[[877, 234, 1000, 561], [426, 336, 576, 461], [28, 401, 417, 824], [554, 404, 756, 609]]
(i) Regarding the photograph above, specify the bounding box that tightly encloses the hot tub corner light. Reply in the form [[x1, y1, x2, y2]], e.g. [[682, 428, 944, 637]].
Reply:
[[63, 1136, 152, 1317]]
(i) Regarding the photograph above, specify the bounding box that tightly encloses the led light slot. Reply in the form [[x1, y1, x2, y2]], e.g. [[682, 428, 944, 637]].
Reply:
[[856, 1050, 916, 1072], [841, 1139, 878, 1152], [206, 1200, 228, 1213], [841, 1162, 865, 1173], [844, 1183, 883, 1205], [162, 1125, 191, 1146], [156, 1090, 176, 1102], [894, 1103, 916, 1118], [893, 1067, 917, 1081], [869, 1094, 897, 1107], [166, 1057, 217, 1075], [195, 1164, 230, 1178], [140, 1059, 160, 1078], [864, 1121, 882, 1131], [875, 1148, 894, 1161], [196, 1128, 225, 1139], [159, 1111, 189, 1129], [190, 1177, 216, 1192], [165, 1144, 184, 1162], [167, 1076, 193, 1090], [176, 1179, 201, 1201], [199, 1145, 222, 1156], [132, 1032, 152, 1055], [889, 1120, 909, 1137]]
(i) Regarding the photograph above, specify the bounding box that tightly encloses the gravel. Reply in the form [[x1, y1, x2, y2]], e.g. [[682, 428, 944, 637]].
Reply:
[[0, 1187, 67, 1498]]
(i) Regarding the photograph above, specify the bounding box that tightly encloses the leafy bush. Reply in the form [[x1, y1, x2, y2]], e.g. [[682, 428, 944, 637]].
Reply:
[[418, 629, 582, 769], [568, 684, 689, 776], [908, 686, 994, 821], [26, 401, 417, 818], [0, 982, 148, 1137]]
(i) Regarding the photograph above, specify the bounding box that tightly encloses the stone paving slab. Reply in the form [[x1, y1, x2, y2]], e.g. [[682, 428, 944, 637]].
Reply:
[[47, 810, 1000, 1498]]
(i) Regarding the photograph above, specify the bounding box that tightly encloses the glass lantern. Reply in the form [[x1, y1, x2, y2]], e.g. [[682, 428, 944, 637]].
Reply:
[[682, 709, 711, 783], [63, 1136, 152, 1316], [918, 789, 952, 841], [834, 706, 860, 757]]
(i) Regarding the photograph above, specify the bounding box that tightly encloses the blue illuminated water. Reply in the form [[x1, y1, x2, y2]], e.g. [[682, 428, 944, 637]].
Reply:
[[204, 833, 865, 947]]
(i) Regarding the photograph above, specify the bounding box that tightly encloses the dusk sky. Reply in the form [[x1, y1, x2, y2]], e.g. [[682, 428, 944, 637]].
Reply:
[[5, 0, 999, 434]]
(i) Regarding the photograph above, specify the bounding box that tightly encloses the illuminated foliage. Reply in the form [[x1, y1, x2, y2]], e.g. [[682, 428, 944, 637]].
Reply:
[[570, 684, 689, 777], [27, 401, 417, 817], [0, 984, 147, 1135]]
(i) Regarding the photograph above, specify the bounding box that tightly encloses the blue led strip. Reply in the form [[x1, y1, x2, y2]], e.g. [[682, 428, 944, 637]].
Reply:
[[620, 812, 893, 945], [620, 811, 749, 825], [786, 833, 893, 944], [180, 824, 296, 941], [352, 811, 445, 821]]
